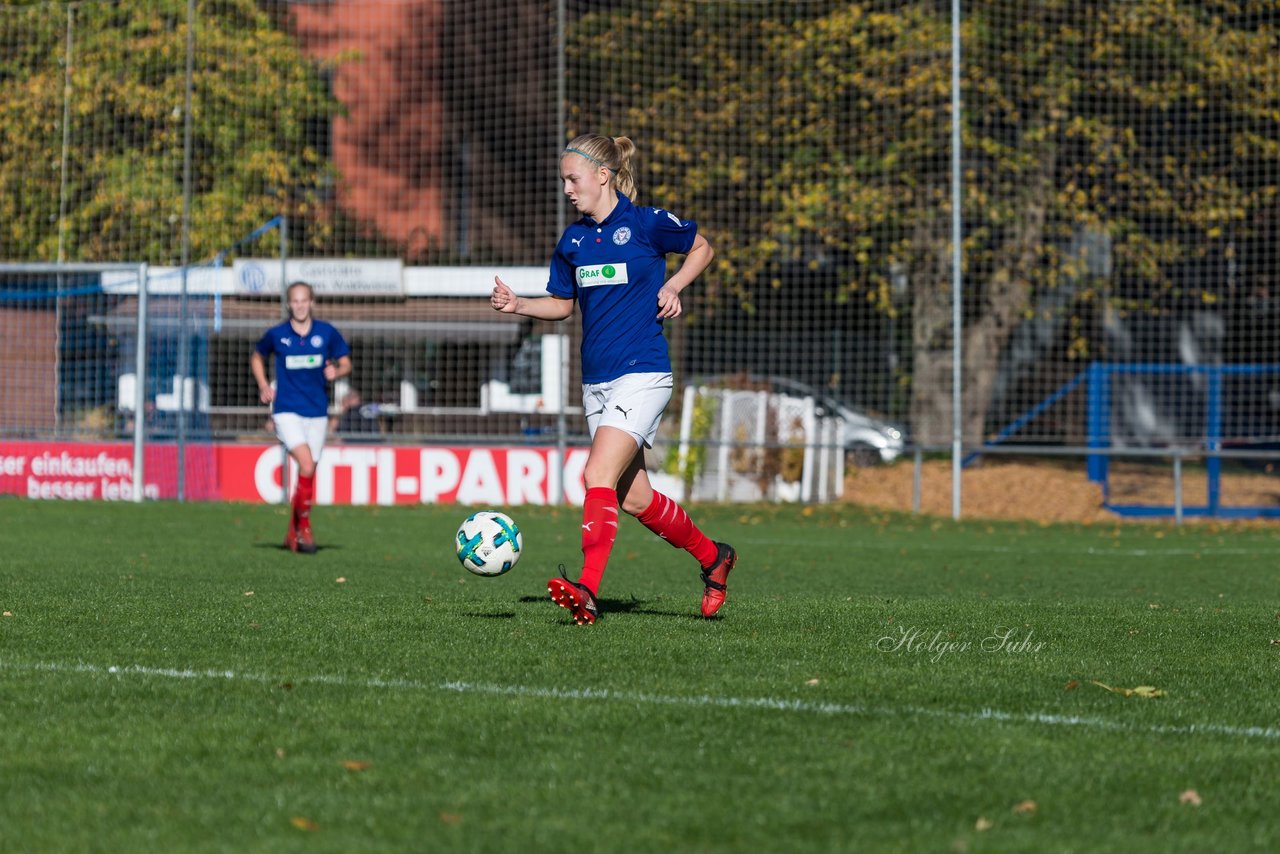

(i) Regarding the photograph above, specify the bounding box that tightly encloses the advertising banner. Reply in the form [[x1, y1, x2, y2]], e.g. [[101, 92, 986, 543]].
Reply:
[[0, 441, 590, 506]]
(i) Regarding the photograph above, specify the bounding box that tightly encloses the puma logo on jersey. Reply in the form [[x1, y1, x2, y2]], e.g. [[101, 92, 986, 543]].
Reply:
[[614, 405, 632, 419], [571, 236, 584, 247]]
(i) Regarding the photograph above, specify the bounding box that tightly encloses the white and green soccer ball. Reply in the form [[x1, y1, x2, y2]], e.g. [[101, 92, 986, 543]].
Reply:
[[455, 510, 522, 577]]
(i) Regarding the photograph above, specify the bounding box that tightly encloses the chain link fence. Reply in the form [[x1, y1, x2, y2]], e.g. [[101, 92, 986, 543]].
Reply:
[[1, 0, 1277, 515]]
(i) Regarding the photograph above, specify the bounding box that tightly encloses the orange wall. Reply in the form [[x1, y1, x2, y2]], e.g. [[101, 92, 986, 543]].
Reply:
[[289, 0, 446, 256]]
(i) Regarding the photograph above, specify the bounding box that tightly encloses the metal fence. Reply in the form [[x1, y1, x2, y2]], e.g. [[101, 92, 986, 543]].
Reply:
[[1, 0, 1278, 515]]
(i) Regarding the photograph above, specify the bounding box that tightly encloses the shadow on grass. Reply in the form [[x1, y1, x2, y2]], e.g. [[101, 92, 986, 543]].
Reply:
[[631, 606, 720, 622], [252, 543, 344, 554], [513, 594, 710, 621]]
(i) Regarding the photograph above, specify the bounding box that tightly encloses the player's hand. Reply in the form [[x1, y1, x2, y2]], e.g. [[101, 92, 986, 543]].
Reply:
[[656, 285, 682, 319], [259, 385, 275, 405], [491, 276, 518, 313], [323, 361, 338, 381]]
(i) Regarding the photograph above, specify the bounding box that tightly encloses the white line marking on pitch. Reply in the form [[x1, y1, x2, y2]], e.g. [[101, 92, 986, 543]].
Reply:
[[3, 659, 1276, 742], [733, 536, 1277, 558]]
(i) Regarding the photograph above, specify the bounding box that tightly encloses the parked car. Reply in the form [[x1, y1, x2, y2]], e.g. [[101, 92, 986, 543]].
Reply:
[[693, 374, 907, 465]]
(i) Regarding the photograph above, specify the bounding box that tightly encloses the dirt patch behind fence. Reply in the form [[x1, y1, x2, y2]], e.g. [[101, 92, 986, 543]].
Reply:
[[843, 458, 1280, 523]]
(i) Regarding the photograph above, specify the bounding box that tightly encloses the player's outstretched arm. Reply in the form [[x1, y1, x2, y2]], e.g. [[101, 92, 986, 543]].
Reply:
[[491, 276, 574, 321], [657, 234, 714, 319]]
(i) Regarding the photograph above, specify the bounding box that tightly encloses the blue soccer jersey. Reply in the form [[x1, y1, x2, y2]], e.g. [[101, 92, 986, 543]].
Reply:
[[547, 193, 698, 383], [254, 319, 350, 417]]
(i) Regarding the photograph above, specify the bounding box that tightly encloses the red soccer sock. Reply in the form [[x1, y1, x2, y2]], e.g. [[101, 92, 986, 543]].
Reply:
[[577, 486, 619, 595], [293, 474, 315, 531], [636, 490, 719, 568]]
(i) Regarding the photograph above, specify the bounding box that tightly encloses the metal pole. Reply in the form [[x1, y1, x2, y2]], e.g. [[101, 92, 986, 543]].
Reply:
[[913, 447, 923, 514], [950, 0, 964, 520], [279, 216, 290, 505], [175, 0, 196, 501], [55, 7, 74, 434], [553, 0, 568, 506], [132, 264, 150, 502], [1173, 452, 1183, 526], [57, 7, 73, 265]]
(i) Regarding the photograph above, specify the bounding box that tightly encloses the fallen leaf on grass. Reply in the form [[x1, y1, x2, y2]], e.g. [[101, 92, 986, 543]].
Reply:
[[290, 816, 318, 832], [342, 760, 371, 772], [1090, 681, 1166, 698], [1064, 679, 1079, 691], [2, 611, 11, 617], [243, 591, 254, 597], [805, 678, 820, 686], [974, 817, 993, 831], [1270, 639, 1280, 647], [439, 811, 462, 825], [1011, 800, 1037, 815], [335, 577, 347, 584], [1179, 789, 1202, 807]]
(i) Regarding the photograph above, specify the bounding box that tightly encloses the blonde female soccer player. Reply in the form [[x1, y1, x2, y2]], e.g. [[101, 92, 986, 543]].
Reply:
[[490, 134, 736, 624], [251, 281, 351, 553]]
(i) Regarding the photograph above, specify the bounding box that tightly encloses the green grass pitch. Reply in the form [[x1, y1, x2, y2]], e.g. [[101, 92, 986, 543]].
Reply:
[[1, 498, 1277, 852]]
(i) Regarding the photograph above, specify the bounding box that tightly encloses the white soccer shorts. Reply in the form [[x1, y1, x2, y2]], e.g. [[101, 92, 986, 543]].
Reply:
[[583, 372, 673, 449], [272, 412, 328, 461]]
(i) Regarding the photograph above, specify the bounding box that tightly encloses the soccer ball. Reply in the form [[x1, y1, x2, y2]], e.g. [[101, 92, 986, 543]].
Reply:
[[455, 511, 523, 577]]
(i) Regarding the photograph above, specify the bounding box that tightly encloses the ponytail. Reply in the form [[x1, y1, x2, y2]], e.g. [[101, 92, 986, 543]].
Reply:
[[563, 133, 637, 198]]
